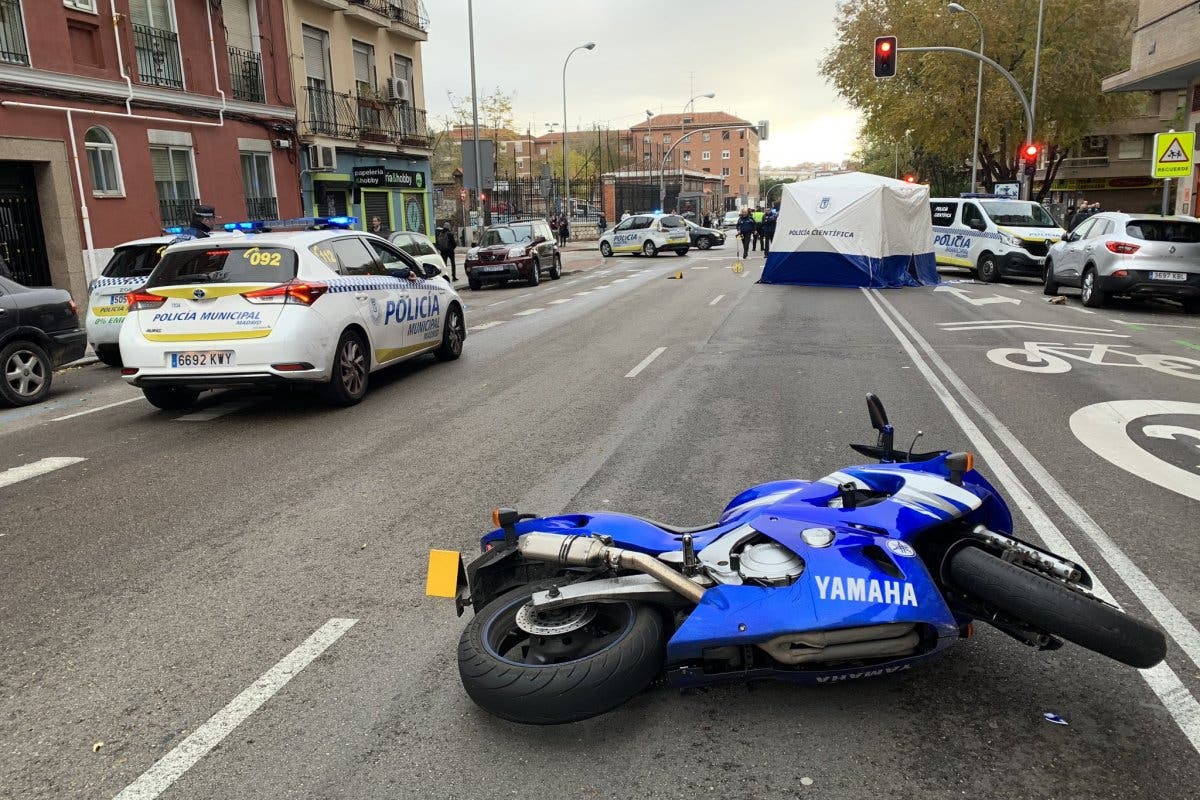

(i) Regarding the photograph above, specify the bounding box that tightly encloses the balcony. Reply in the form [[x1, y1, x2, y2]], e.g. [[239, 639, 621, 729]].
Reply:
[[133, 24, 183, 90], [245, 196, 278, 221], [303, 85, 430, 148], [159, 198, 198, 228], [228, 46, 265, 104], [0, 0, 28, 65], [1060, 156, 1110, 169], [345, 0, 428, 35]]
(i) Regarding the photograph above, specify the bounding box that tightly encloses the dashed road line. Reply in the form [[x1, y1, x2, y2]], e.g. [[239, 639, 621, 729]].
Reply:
[[548, 298, 572, 305], [625, 346, 666, 378], [0, 457, 87, 490], [691, 265, 710, 270], [468, 320, 505, 332], [112, 618, 358, 800], [1113, 319, 1200, 330], [50, 396, 143, 422], [513, 308, 544, 316], [709, 294, 726, 306]]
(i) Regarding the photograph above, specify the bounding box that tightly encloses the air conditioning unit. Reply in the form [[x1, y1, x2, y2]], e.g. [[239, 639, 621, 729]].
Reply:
[[386, 76, 412, 103], [307, 144, 336, 171]]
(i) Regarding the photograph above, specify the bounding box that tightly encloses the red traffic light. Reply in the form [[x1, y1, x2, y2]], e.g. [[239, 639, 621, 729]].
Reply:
[[874, 36, 898, 78], [879, 40, 892, 53], [1022, 143, 1040, 160]]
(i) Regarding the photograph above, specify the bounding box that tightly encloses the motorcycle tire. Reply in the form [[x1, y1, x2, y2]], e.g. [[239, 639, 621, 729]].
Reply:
[[458, 582, 665, 724], [948, 546, 1166, 669]]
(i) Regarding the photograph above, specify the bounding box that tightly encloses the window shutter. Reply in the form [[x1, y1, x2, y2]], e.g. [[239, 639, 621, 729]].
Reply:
[[150, 146, 172, 182], [303, 28, 327, 81], [129, 0, 151, 26], [149, 0, 171, 29], [224, 0, 254, 52]]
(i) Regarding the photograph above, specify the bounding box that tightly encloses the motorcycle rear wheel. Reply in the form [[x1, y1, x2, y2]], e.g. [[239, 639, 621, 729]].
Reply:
[[458, 582, 665, 724], [948, 546, 1166, 669]]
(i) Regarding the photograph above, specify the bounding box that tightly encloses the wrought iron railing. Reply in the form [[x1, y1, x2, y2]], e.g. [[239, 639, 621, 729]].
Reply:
[[228, 46, 265, 103], [0, 0, 29, 65], [388, 0, 429, 30], [304, 85, 359, 138], [133, 24, 183, 89], [245, 196, 278, 221], [159, 198, 199, 228], [303, 85, 430, 147]]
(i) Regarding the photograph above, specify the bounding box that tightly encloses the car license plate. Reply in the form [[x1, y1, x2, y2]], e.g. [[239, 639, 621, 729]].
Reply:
[[1150, 271, 1187, 281], [169, 350, 234, 368], [478, 265, 504, 273]]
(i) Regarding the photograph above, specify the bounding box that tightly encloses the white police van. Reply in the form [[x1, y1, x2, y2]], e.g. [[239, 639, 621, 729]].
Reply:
[[119, 217, 465, 409], [599, 213, 691, 257], [930, 195, 1065, 282]]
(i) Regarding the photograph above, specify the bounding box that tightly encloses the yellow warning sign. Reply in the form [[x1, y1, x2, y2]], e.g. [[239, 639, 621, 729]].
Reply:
[[1153, 131, 1195, 179]]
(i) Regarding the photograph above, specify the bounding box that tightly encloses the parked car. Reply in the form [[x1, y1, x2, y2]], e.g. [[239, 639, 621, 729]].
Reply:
[[0, 275, 87, 406], [85, 235, 172, 368], [599, 213, 691, 257], [1044, 213, 1200, 311], [683, 219, 727, 250], [388, 230, 448, 276], [464, 219, 561, 290], [930, 195, 1064, 282], [721, 210, 741, 229]]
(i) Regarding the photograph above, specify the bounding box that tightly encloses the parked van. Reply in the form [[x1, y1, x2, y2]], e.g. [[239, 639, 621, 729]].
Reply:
[[929, 195, 1065, 282]]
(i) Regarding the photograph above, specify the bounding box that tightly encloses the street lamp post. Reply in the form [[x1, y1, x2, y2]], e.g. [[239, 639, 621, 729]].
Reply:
[[467, 0, 483, 238], [948, 3, 983, 193], [1031, 0, 1045, 133], [562, 42, 595, 218], [676, 92, 714, 213]]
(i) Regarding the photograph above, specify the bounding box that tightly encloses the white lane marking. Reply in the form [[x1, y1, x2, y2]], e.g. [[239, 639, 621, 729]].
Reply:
[[1112, 319, 1200, 330], [174, 401, 253, 423], [548, 298, 572, 305], [573, 291, 593, 296], [625, 346, 666, 378], [934, 285, 1021, 306], [612, 278, 629, 283], [863, 287, 1200, 753], [0, 457, 86, 490], [468, 320, 505, 332], [513, 308, 544, 316], [1071, 401, 1200, 503], [516, 292, 533, 299], [597, 270, 612, 276], [50, 396, 143, 422], [937, 320, 1127, 337], [691, 266, 710, 270], [709, 294, 726, 306], [1015, 288, 1034, 295], [112, 618, 357, 800], [1061, 304, 1096, 315]]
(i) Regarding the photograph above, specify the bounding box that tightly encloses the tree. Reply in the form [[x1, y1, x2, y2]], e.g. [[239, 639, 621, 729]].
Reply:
[[820, 0, 1140, 200]]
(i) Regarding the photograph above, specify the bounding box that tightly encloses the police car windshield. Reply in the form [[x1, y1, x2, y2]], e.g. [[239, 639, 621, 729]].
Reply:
[[659, 216, 685, 228], [103, 244, 162, 278], [148, 245, 298, 287], [482, 226, 534, 246], [980, 201, 1057, 228]]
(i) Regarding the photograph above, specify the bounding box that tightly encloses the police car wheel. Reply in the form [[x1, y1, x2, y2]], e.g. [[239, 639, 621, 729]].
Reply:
[[322, 330, 369, 406], [675, 248, 689, 257], [549, 254, 562, 279], [976, 253, 999, 283], [142, 386, 200, 411], [528, 258, 541, 287], [599, 241, 613, 257], [436, 305, 465, 362], [0, 340, 52, 407], [1043, 260, 1059, 296], [642, 240, 658, 257], [697, 236, 712, 250], [95, 344, 123, 368]]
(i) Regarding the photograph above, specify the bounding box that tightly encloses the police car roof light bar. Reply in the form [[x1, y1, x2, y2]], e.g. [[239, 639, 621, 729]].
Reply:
[[221, 216, 360, 233]]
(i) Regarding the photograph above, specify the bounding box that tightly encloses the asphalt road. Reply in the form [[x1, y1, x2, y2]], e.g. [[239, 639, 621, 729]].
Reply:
[[2, 247, 1199, 799]]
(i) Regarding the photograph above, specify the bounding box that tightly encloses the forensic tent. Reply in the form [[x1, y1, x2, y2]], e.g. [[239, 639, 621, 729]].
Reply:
[[759, 172, 939, 287]]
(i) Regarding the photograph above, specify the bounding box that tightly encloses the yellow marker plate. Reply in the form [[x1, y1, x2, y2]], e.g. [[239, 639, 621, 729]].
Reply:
[[732, 261, 744, 274], [426, 549, 464, 598]]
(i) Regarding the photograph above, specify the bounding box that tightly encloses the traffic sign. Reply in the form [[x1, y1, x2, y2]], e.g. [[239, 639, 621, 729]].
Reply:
[[1152, 131, 1194, 179]]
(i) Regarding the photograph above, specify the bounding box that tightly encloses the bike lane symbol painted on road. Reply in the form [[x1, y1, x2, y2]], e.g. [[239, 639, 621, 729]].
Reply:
[[986, 342, 1200, 379], [1071, 400, 1200, 503]]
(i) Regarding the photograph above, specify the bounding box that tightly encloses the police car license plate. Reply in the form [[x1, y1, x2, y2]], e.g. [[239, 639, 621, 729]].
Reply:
[[1150, 271, 1187, 281], [169, 350, 235, 368]]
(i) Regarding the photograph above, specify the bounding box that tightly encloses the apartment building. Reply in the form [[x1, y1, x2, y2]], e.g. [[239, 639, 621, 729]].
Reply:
[[287, 0, 432, 235], [627, 111, 761, 210], [0, 0, 300, 299], [1103, 0, 1200, 215]]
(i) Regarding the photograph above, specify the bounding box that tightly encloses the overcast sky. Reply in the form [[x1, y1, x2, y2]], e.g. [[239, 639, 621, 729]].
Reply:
[[421, 0, 858, 166]]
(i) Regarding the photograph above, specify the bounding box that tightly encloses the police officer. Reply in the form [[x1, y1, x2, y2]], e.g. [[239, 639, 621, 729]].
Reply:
[[436, 223, 458, 282], [190, 203, 218, 238]]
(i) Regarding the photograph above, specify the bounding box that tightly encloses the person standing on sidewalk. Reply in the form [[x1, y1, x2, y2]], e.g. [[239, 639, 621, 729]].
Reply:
[[597, 212, 607, 234], [736, 208, 755, 259], [760, 207, 777, 256], [559, 215, 570, 247], [436, 224, 458, 281], [751, 206, 765, 251]]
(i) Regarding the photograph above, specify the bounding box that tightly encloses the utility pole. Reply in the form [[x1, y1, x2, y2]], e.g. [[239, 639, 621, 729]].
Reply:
[[467, 0, 483, 239]]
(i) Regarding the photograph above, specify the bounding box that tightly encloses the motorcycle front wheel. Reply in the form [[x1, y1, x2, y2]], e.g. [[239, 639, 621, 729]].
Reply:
[[948, 546, 1166, 668], [458, 583, 665, 724]]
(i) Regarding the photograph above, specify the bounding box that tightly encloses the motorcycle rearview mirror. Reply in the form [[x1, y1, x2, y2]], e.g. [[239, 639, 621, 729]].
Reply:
[[866, 393, 889, 431], [492, 507, 521, 546]]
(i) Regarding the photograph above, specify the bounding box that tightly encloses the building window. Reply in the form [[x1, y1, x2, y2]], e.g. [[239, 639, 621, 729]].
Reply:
[[721, 149, 730, 159], [1117, 137, 1144, 160], [701, 151, 710, 161], [720, 167, 730, 177], [150, 144, 198, 226], [739, 166, 745, 176], [391, 53, 413, 104], [65, 0, 97, 11], [131, 0, 183, 89], [539, 146, 547, 156], [702, 168, 710, 174], [722, 130, 731, 140], [226, 0, 263, 103], [683, 150, 691, 162], [85, 127, 123, 196], [739, 148, 745, 158], [702, 132, 711, 142], [240, 151, 277, 220], [642, 135, 650, 144], [643, 153, 650, 163], [353, 40, 376, 92], [662, 134, 671, 144]]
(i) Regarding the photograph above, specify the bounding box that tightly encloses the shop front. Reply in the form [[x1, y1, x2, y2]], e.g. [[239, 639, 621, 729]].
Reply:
[[303, 149, 432, 237]]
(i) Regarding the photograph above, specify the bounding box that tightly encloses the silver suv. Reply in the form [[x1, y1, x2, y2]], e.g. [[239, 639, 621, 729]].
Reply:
[[1044, 213, 1200, 312]]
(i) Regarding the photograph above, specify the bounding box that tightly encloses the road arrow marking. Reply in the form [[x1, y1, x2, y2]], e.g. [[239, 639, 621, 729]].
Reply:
[[934, 285, 1021, 305]]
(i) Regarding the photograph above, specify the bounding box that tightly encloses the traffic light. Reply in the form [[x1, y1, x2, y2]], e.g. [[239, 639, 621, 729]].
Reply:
[[480, 191, 487, 203], [874, 36, 897, 78], [1021, 143, 1040, 176], [904, 174, 916, 183], [459, 188, 467, 200]]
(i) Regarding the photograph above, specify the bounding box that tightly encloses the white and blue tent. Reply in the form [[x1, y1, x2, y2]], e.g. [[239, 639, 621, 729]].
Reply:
[[760, 172, 939, 288]]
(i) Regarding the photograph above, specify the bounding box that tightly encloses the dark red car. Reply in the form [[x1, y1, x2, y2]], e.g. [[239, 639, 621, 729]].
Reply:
[[465, 219, 562, 290]]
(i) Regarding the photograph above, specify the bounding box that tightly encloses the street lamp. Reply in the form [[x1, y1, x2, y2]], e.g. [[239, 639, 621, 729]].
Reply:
[[562, 41, 595, 217], [467, 0, 483, 235], [676, 92, 715, 213], [948, 3, 983, 193]]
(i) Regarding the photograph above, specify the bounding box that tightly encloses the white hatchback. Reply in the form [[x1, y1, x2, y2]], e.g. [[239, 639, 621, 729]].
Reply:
[[599, 213, 691, 258], [119, 220, 466, 409]]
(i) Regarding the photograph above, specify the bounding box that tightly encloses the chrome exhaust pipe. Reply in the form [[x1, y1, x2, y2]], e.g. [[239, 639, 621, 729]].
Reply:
[[518, 533, 706, 604]]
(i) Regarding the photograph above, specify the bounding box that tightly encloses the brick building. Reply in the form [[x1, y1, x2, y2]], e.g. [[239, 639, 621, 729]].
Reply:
[[1103, 0, 1200, 215], [627, 111, 761, 210], [0, 0, 301, 301]]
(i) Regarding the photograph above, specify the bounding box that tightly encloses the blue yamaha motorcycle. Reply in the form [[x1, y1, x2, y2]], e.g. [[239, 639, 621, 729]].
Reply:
[[429, 395, 1166, 724]]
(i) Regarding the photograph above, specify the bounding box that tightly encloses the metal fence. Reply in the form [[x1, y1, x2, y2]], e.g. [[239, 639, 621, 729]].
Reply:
[[486, 176, 601, 222], [0, 0, 28, 66], [158, 198, 198, 228], [228, 46, 265, 103], [245, 196, 278, 221], [133, 24, 183, 89], [303, 86, 430, 147]]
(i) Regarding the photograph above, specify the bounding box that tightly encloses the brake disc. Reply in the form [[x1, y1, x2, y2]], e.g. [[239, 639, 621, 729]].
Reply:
[[515, 602, 597, 636]]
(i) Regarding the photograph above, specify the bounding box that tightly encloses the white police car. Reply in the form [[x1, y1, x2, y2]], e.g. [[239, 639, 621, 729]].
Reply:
[[599, 213, 691, 257], [119, 217, 465, 409], [85, 236, 176, 367], [930, 195, 1064, 282]]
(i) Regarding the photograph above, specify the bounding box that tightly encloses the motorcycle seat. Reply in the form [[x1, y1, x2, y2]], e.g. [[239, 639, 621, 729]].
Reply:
[[626, 515, 721, 536]]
